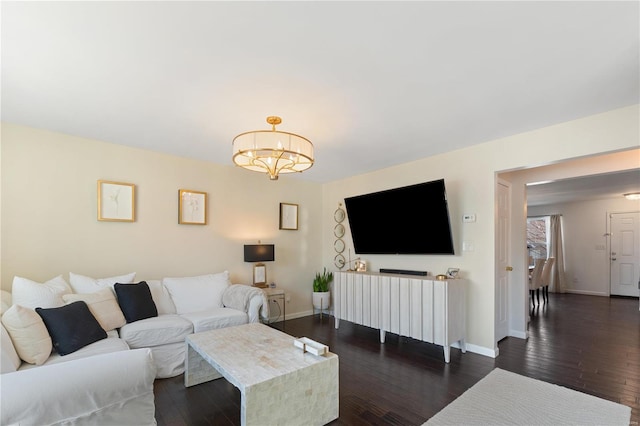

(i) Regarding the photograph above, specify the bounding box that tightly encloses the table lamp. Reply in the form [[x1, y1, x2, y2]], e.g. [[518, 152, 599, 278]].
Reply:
[[244, 243, 275, 288]]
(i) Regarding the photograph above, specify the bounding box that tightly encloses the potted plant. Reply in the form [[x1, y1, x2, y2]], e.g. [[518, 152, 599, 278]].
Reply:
[[312, 268, 333, 311]]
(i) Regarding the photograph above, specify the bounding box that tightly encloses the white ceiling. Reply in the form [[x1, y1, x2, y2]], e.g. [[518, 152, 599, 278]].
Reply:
[[2, 1, 639, 189], [526, 168, 640, 207]]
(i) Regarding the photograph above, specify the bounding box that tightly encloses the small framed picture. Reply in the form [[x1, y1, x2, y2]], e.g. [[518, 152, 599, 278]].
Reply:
[[447, 268, 460, 278], [279, 203, 298, 230], [253, 264, 267, 287], [98, 180, 135, 222], [179, 189, 207, 225]]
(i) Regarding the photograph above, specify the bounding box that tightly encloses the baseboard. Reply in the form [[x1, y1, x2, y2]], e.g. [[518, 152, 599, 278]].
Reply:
[[565, 289, 608, 296], [284, 310, 315, 321], [509, 329, 527, 339], [464, 342, 498, 358]]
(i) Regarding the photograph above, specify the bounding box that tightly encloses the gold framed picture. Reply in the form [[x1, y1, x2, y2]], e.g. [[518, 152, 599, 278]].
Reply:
[[279, 203, 298, 230], [97, 180, 135, 222], [253, 264, 267, 287], [179, 189, 207, 225]]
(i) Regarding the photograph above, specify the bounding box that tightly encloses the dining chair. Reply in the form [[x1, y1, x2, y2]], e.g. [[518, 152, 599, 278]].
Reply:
[[540, 257, 555, 303], [529, 258, 545, 307]]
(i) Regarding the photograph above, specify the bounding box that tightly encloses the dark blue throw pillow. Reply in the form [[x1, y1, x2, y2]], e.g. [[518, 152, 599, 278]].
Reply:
[[36, 301, 107, 356], [114, 281, 158, 323]]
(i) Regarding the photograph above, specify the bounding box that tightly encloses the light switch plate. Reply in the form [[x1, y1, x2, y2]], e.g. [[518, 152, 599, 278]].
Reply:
[[463, 214, 476, 223]]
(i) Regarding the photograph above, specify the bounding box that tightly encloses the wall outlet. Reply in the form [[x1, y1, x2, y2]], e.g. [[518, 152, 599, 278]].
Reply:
[[463, 214, 476, 223], [286, 294, 291, 303]]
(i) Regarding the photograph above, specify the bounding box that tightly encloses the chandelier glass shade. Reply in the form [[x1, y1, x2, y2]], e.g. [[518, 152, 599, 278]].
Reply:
[[232, 116, 314, 180]]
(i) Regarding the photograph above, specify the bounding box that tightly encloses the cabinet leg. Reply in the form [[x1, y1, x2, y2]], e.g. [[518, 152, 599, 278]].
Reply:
[[335, 318, 340, 329], [459, 339, 466, 353], [444, 345, 451, 363], [380, 330, 386, 343]]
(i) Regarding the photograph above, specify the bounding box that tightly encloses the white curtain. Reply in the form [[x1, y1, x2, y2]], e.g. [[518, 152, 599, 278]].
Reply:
[[549, 214, 567, 293]]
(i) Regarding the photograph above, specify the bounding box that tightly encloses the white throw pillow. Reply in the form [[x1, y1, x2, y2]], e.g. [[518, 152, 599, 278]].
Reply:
[[62, 288, 126, 331], [162, 271, 230, 314], [1, 305, 53, 365], [146, 280, 177, 315], [1, 323, 22, 373], [69, 272, 136, 294], [12, 275, 71, 309]]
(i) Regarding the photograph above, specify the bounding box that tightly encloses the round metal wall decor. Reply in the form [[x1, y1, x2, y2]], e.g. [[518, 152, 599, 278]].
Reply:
[[333, 203, 346, 270]]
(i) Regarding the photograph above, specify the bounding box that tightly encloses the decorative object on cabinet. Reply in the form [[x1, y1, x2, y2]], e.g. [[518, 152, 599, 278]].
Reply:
[[447, 268, 460, 278], [279, 203, 298, 230], [312, 268, 333, 314], [178, 189, 207, 225], [355, 260, 367, 272], [244, 243, 275, 288], [97, 180, 135, 222], [334, 254, 346, 269], [232, 116, 314, 180]]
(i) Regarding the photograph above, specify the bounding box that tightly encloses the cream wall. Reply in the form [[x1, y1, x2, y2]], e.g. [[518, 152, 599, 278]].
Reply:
[[1, 123, 323, 318], [323, 104, 639, 356]]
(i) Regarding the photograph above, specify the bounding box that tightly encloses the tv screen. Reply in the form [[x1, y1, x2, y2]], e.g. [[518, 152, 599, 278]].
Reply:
[[344, 179, 455, 255]]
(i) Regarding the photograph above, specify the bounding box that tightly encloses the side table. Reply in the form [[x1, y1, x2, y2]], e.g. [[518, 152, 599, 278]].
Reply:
[[263, 287, 285, 325]]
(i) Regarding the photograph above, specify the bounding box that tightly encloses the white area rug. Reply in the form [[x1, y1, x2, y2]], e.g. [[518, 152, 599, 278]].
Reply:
[[425, 368, 631, 425]]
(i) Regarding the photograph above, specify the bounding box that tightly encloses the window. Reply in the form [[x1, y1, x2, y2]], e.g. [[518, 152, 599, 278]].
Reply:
[[527, 216, 550, 267]]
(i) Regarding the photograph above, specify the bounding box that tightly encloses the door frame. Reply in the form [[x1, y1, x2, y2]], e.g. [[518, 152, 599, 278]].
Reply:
[[607, 209, 640, 297]]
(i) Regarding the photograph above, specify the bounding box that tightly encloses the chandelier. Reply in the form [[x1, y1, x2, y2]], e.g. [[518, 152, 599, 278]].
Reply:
[[232, 116, 314, 180]]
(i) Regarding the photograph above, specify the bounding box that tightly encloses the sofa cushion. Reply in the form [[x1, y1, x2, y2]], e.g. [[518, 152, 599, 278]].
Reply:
[[63, 288, 126, 331], [11, 275, 71, 309], [146, 280, 176, 315], [162, 271, 230, 314], [119, 314, 193, 348], [69, 272, 136, 294], [1, 304, 53, 365], [19, 335, 129, 370], [1, 323, 23, 372], [36, 301, 108, 356], [181, 308, 249, 333], [114, 282, 158, 323]]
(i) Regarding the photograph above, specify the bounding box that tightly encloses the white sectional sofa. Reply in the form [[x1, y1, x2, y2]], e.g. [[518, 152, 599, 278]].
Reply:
[[0, 271, 268, 425]]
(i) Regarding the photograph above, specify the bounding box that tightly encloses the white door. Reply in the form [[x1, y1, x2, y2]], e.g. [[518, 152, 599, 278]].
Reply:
[[495, 180, 510, 342], [610, 212, 640, 297]]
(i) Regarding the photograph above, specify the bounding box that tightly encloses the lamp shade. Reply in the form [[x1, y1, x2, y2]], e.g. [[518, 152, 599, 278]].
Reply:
[[244, 244, 275, 262]]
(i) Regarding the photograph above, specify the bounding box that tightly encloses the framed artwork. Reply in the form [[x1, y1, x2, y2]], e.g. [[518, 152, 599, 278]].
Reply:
[[179, 189, 207, 225], [97, 180, 135, 222], [279, 203, 298, 230], [253, 264, 267, 287]]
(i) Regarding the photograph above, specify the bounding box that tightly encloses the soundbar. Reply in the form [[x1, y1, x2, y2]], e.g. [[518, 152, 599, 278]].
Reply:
[[379, 268, 429, 276]]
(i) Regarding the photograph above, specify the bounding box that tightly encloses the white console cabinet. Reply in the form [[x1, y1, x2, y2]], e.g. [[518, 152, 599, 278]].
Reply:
[[333, 271, 466, 363]]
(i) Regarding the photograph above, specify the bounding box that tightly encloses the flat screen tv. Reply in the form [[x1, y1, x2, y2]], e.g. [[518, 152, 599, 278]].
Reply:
[[344, 179, 455, 255]]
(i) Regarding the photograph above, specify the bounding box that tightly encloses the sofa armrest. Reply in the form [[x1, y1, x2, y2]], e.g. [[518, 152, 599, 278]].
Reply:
[[223, 284, 268, 323], [1, 348, 157, 426]]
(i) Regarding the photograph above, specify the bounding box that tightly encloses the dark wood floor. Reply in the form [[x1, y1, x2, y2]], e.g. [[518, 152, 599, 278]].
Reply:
[[154, 294, 639, 425]]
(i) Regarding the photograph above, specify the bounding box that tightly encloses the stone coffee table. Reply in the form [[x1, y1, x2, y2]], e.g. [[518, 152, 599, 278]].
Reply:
[[185, 322, 339, 426]]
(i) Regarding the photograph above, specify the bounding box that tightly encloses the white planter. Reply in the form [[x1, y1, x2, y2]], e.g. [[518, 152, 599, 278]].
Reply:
[[312, 291, 330, 310]]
